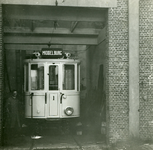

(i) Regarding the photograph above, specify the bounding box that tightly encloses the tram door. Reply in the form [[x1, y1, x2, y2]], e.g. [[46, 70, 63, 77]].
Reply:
[[25, 63, 46, 118], [47, 64, 60, 118], [60, 64, 80, 118]]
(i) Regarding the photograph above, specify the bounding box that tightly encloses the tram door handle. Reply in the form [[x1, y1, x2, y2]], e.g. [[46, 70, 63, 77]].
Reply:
[[30, 93, 34, 106], [45, 93, 47, 104], [30, 93, 34, 98], [30, 93, 34, 118], [60, 93, 64, 104]]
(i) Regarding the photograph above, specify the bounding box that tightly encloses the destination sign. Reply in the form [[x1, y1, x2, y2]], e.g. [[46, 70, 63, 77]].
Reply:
[[41, 48, 63, 58], [42, 50, 62, 56]]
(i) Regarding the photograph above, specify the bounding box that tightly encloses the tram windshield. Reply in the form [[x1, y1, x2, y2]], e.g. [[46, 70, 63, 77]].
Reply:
[[25, 63, 78, 91], [31, 64, 44, 90], [49, 65, 58, 90], [63, 64, 75, 90]]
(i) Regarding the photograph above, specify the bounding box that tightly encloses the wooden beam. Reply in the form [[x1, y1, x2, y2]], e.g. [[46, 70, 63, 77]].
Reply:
[[31, 20, 35, 32], [3, 5, 106, 22], [4, 44, 87, 51], [71, 22, 79, 33], [97, 27, 106, 44], [4, 35, 98, 45], [4, 27, 100, 35]]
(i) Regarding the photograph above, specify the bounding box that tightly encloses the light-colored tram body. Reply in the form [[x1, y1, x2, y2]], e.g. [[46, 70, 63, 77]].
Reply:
[[24, 58, 80, 120]]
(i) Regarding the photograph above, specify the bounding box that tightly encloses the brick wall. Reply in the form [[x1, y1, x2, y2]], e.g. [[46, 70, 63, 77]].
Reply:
[[0, 4, 3, 145], [139, 0, 153, 140], [106, 0, 129, 143]]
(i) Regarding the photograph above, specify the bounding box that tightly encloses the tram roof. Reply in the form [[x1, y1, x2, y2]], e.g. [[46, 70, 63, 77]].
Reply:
[[24, 59, 80, 63]]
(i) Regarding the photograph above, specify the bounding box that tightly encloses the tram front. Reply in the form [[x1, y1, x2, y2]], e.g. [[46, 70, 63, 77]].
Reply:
[[24, 51, 80, 120]]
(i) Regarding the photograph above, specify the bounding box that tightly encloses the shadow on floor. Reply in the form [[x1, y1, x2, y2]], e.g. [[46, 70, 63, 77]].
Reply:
[[2, 121, 107, 150]]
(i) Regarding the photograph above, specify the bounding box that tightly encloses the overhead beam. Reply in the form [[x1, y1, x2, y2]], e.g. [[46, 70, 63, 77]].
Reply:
[[3, 5, 106, 22], [4, 44, 49, 51], [71, 22, 79, 33], [4, 35, 98, 45], [0, 0, 117, 8], [4, 27, 100, 35], [4, 44, 87, 51], [97, 27, 106, 44]]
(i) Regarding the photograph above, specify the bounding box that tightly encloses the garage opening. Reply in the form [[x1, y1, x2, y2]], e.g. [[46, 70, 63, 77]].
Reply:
[[2, 4, 108, 149]]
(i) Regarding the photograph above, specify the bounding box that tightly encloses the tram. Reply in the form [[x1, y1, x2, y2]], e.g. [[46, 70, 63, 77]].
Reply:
[[24, 49, 80, 120]]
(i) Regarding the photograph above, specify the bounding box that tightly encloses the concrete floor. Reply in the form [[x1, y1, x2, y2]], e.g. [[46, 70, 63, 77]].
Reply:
[[2, 121, 153, 150], [1, 134, 105, 150], [1, 128, 153, 150], [1, 121, 106, 150]]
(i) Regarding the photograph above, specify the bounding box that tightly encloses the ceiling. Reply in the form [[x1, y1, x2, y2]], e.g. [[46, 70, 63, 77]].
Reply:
[[3, 5, 107, 51]]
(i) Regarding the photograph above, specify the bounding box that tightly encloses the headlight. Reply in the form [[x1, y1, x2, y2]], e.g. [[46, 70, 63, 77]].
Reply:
[[64, 107, 74, 116]]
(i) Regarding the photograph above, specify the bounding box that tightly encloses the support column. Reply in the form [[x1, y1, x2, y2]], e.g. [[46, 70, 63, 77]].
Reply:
[[0, 4, 3, 145], [129, 0, 139, 137]]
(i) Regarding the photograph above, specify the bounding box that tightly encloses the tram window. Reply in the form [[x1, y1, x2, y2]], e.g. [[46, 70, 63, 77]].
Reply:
[[25, 64, 29, 91], [49, 65, 58, 90], [63, 65, 75, 90], [77, 64, 80, 91], [31, 64, 44, 90]]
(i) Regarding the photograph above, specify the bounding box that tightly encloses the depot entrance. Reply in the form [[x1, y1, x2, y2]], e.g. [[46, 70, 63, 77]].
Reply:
[[2, 4, 108, 149]]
